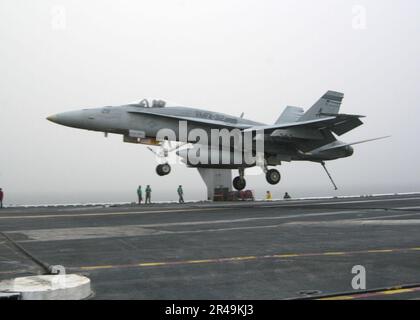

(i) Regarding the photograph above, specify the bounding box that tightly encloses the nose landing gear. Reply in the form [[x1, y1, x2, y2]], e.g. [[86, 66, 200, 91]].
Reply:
[[156, 163, 171, 176], [148, 140, 187, 177]]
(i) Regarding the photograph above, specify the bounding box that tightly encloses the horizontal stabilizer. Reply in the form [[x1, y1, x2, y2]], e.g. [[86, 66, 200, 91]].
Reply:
[[330, 116, 364, 136], [243, 113, 365, 134], [310, 136, 390, 153], [250, 90, 365, 136]]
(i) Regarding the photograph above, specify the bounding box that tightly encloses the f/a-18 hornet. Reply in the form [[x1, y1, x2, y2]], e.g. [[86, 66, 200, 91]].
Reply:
[[47, 91, 387, 191]]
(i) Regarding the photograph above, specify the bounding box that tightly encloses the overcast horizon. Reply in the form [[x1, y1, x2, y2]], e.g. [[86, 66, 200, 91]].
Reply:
[[1, 0, 419, 205]]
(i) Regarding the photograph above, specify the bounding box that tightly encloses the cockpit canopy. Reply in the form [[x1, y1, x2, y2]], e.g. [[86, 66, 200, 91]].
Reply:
[[138, 99, 166, 108]]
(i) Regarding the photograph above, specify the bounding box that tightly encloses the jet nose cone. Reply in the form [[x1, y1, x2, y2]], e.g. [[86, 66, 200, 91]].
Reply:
[[47, 114, 58, 123], [46, 110, 87, 129]]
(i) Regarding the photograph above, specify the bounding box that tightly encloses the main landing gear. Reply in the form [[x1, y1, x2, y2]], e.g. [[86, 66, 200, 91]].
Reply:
[[232, 166, 282, 191], [266, 168, 281, 185], [233, 168, 246, 191]]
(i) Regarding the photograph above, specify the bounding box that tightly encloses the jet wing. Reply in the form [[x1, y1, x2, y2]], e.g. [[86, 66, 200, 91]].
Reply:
[[129, 108, 365, 136], [128, 109, 251, 129]]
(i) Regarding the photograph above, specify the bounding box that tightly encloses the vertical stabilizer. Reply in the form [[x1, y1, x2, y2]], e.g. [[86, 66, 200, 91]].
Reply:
[[275, 106, 304, 124], [299, 91, 344, 121]]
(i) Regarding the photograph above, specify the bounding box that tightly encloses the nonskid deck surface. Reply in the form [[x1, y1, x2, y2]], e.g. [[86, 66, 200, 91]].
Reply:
[[1, 194, 420, 299]]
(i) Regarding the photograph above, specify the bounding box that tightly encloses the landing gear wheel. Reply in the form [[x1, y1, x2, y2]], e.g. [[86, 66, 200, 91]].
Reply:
[[161, 163, 171, 175], [233, 176, 246, 191], [266, 169, 281, 185], [156, 164, 171, 176]]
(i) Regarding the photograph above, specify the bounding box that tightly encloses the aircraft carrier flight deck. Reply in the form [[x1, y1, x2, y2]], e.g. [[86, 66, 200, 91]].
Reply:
[[1, 193, 420, 300]]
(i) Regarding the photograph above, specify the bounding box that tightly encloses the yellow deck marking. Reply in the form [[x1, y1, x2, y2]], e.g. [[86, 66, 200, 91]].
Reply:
[[138, 262, 168, 267], [186, 260, 214, 264], [366, 249, 394, 253], [380, 289, 413, 295], [318, 296, 355, 300], [323, 252, 345, 256], [80, 265, 115, 271], [318, 287, 420, 300], [225, 256, 256, 261], [0, 207, 227, 220], [71, 246, 420, 271], [273, 254, 299, 258]]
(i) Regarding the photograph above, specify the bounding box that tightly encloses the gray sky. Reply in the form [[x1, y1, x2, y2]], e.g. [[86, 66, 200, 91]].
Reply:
[[0, 0, 419, 205]]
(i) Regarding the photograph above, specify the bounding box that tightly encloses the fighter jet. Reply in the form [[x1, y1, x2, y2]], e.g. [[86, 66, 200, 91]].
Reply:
[[47, 91, 387, 191]]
